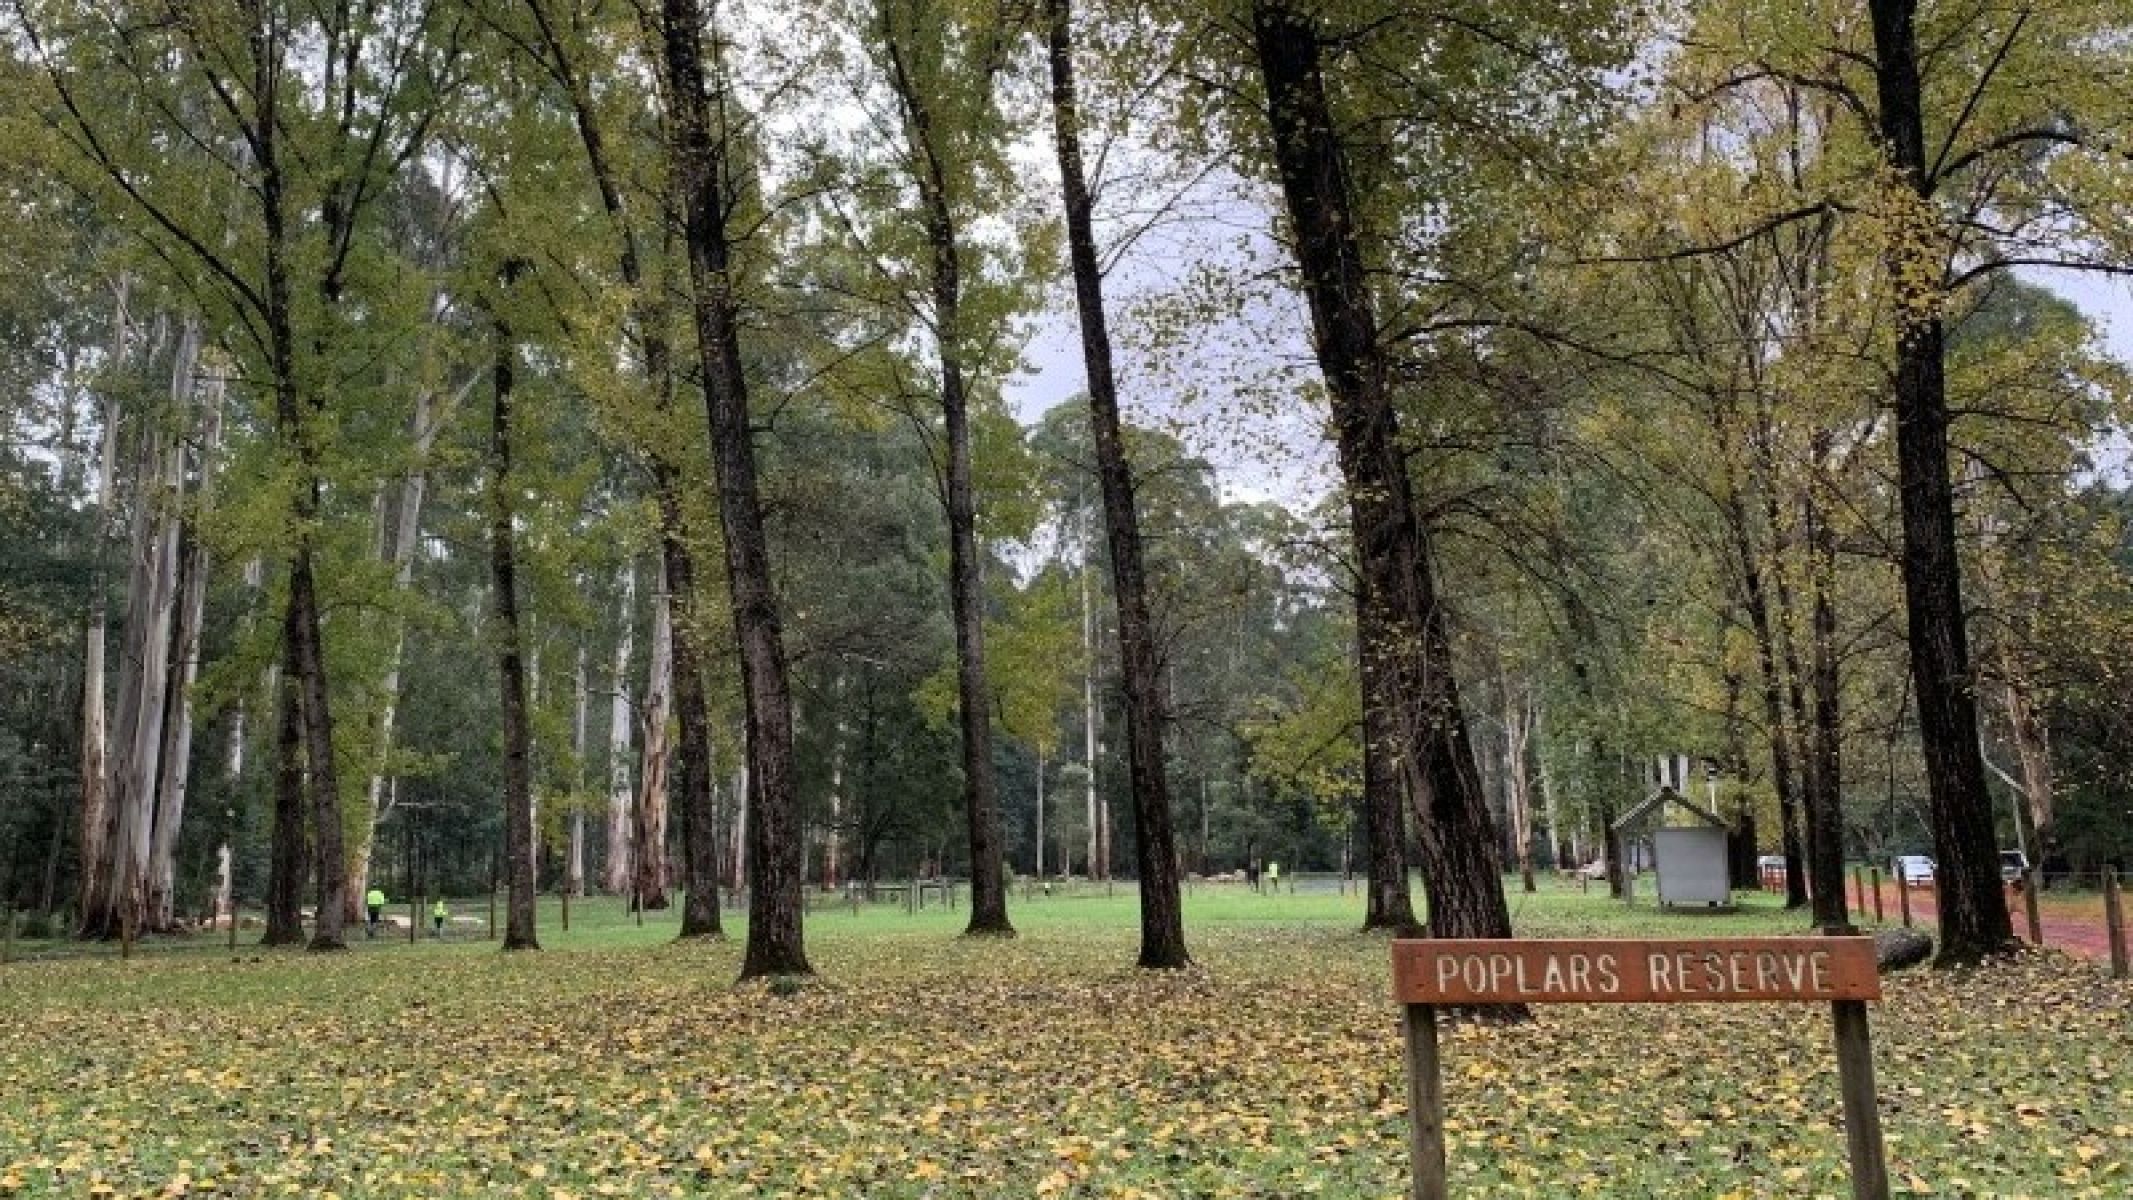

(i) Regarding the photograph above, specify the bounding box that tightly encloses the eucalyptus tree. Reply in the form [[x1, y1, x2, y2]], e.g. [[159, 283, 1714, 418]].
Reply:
[[16, 0, 469, 949]]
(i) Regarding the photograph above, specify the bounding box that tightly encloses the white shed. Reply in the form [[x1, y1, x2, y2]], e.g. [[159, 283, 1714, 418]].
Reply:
[[1612, 787, 1734, 908]]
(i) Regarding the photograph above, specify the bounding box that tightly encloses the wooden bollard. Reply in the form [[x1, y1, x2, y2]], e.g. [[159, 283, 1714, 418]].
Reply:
[[2103, 867, 2128, 981], [1852, 867, 1865, 914], [408, 894, 418, 944], [2023, 869, 2043, 945], [1870, 869, 1884, 924], [561, 888, 571, 932], [231, 895, 241, 951], [1895, 864, 1911, 929]]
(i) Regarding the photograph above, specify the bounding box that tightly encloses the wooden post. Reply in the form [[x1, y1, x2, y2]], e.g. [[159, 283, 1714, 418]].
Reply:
[[230, 893, 240, 951], [561, 887, 570, 932], [2023, 869, 2043, 945], [2103, 867, 2127, 981], [1895, 863, 1911, 929], [1870, 868, 1883, 924], [1831, 998, 1891, 1200], [1402, 1003, 1446, 1200], [489, 879, 498, 940], [408, 892, 417, 944], [1851, 867, 1864, 914]]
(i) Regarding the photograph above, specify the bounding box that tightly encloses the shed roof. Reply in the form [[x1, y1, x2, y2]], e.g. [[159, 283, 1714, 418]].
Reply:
[[1610, 785, 1729, 833]]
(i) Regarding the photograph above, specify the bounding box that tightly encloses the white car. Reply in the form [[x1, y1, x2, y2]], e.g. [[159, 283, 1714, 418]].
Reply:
[[2001, 850, 2031, 884], [1892, 855, 1935, 886]]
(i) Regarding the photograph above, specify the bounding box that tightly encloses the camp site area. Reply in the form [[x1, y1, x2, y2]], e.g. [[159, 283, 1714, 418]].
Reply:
[[3, 883, 2130, 1198]]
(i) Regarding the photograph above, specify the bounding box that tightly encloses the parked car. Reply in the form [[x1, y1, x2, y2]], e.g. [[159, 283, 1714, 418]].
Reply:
[[2001, 850, 2031, 885], [1892, 855, 1935, 886]]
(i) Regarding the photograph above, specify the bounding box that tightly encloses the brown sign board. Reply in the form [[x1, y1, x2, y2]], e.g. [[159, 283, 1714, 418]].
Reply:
[[1391, 937, 1881, 1005]]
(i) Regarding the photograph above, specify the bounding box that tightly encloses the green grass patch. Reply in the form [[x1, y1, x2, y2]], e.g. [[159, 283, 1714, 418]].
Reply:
[[1, 881, 2126, 1197]]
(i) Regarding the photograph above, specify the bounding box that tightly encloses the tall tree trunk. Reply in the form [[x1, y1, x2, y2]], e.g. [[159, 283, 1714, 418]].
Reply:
[[1970, 463, 2056, 852], [730, 762, 749, 896], [489, 287, 539, 952], [881, 32, 1013, 936], [660, 0, 809, 977], [76, 276, 129, 938], [604, 565, 637, 895], [634, 585, 674, 910], [1803, 433, 1848, 928], [107, 321, 194, 939], [288, 548, 348, 952], [1502, 679, 1536, 895], [569, 643, 588, 897], [825, 688, 847, 890], [263, 656, 306, 946], [1728, 414, 1809, 909], [1082, 557, 1101, 880], [211, 842, 233, 927], [1358, 609, 1420, 931], [255, 38, 346, 950], [1250, 1, 1516, 963], [1867, 0, 2013, 963], [148, 339, 225, 929], [530, 0, 717, 933], [665, 516, 724, 938], [349, 373, 460, 922], [1043, 0, 1182, 962]]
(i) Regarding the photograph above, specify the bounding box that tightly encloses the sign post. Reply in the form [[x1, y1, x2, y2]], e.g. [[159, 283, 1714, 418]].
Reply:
[[1392, 937, 1887, 1200], [1401, 1002, 1445, 1198]]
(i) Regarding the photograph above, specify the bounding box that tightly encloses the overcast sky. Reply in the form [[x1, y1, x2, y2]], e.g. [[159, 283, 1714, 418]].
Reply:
[[1004, 249, 2133, 509]]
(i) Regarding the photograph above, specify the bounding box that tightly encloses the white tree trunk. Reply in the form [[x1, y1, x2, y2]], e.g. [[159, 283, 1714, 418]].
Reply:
[[77, 276, 131, 934], [148, 336, 224, 928], [1501, 680, 1535, 891], [826, 687, 846, 889], [1082, 554, 1101, 880], [568, 642, 589, 896], [603, 565, 637, 894], [1536, 703, 1562, 872], [349, 376, 467, 920], [634, 586, 673, 904], [211, 842, 233, 927], [110, 318, 195, 935], [730, 762, 748, 894]]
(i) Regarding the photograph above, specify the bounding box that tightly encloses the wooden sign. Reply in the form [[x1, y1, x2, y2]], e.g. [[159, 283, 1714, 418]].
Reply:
[[1393, 936, 1889, 1200], [1392, 937, 1881, 1005]]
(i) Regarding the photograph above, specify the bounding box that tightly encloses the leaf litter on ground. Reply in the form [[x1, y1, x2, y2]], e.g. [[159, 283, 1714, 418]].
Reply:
[[0, 890, 2126, 1198]]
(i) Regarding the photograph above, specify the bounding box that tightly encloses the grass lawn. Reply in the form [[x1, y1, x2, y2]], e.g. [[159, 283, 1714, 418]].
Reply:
[[1, 882, 2126, 1197]]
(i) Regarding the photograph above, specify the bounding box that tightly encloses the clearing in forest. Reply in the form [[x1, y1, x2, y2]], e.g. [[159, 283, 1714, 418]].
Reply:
[[0, 887, 2127, 1198]]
